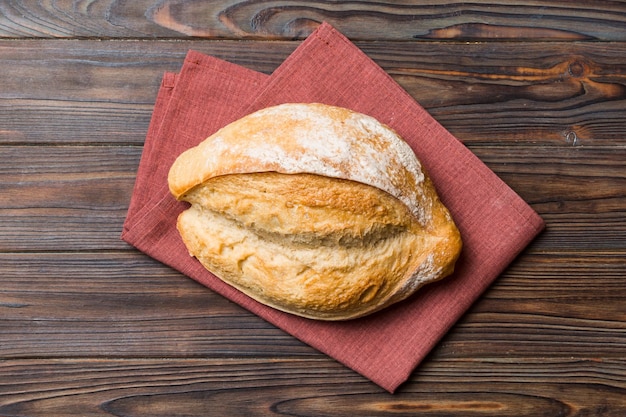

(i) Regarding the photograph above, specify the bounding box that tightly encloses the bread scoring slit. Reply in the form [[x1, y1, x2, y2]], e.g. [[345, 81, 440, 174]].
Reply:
[[168, 103, 462, 320], [183, 171, 421, 249], [175, 171, 436, 318]]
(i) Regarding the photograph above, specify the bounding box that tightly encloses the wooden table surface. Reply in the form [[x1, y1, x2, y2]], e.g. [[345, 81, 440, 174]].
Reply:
[[2, 1, 625, 415]]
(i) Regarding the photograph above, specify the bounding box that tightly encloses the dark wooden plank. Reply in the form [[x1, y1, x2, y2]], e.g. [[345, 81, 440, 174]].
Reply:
[[0, 0, 625, 41], [0, 252, 315, 358], [2, 143, 624, 252], [2, 251, 624, 359], [1, 40, 624, 146], [0, 40, 288, 145], [0, 146, 141, 252], [474, 146, 626, 252], [0, 40, 287, 105], [0, 358, 624, 416], [366, 41, 626, 146], [435, 252, 626, 359]]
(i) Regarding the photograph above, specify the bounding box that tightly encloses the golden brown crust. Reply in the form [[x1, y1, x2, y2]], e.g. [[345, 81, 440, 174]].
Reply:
[[168, 103, 431, 226], [168, 103, 462, 320]]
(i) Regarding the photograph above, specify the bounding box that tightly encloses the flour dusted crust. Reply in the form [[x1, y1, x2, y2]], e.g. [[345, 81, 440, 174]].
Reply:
[[168, 103, 462, 320]]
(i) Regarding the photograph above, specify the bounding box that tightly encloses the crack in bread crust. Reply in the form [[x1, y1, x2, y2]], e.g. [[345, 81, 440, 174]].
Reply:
[[177, 204, 421, 319], [168, 103, 463, 320], [176, 172, 449, 320], [184, 172, 421, 248]]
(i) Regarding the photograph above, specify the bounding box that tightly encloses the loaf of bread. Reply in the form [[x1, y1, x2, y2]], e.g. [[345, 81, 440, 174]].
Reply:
[[168, 103, 462, 320]]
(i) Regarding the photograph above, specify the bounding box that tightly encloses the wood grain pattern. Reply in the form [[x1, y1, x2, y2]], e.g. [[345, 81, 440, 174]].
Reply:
[[2, 252, 624, 359], [0, 252, 314, 358], [1, 0, 625, 414], [2, 144, 624, 251], [0, 0, 625, 41], [1, 358, 625, 415], [1, 40, 624, 146]]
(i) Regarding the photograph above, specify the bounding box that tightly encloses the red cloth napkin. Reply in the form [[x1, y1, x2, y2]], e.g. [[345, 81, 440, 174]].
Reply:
[[122, 22, 544, 393]]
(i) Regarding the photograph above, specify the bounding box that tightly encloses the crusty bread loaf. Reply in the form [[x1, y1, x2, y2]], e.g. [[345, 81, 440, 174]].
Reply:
[[168, 103, 462, 320]]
